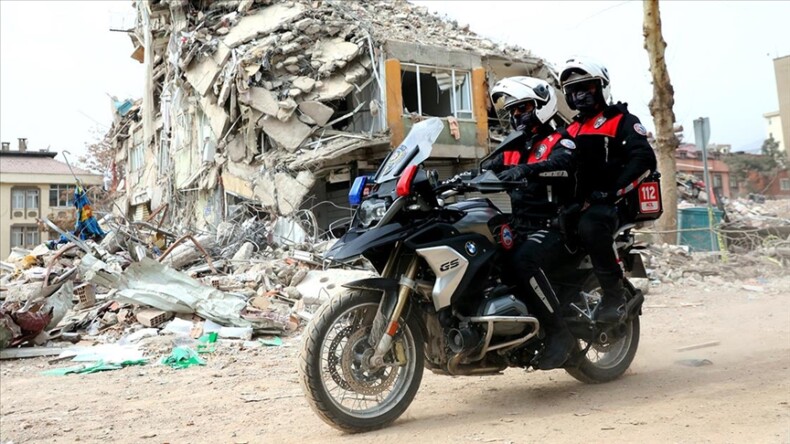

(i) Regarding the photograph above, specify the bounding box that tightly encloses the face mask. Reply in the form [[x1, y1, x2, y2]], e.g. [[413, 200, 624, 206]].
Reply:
[[572, 90, 597, 113], [510, 106, 540, 133]]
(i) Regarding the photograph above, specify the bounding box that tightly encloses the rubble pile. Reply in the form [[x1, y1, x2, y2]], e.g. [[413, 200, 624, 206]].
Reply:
[[0, 209, 372, 367], [719, 198, 790, 253], [110, 0, 556, 235]]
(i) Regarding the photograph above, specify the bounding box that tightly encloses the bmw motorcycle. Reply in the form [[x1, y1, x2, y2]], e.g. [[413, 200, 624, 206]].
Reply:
[[299, 118, 646, 433]]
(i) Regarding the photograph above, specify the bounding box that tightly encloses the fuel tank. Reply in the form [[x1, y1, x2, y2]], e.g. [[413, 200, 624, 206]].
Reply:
[[447, 199, 501, 244]]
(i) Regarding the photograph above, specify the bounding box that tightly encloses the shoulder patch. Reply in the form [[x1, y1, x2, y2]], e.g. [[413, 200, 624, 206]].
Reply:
[[633, 123, 647, 136], [560, 139, 576, 149]]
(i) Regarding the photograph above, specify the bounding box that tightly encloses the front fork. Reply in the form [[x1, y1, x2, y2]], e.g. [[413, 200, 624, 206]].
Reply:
[[368, 254, 419, 369]]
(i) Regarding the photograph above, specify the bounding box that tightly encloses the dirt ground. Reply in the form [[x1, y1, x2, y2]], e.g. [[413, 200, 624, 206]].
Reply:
[[2, 275, 789, 444]]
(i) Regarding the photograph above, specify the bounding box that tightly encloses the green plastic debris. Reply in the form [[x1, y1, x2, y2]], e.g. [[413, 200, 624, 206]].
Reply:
[[41, 359, 147, 376], [259, 336, 282, 347], [197, 332, 218, 354], [161, 347, 206, 369]]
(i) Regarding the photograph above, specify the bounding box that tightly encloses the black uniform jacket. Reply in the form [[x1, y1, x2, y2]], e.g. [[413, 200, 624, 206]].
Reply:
[[566, 102, 657, 202], [482, 125, 578, 225]]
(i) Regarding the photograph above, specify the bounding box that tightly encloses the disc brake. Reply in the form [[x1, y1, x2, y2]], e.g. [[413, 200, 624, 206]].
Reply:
[[341, 328, 398, 395]]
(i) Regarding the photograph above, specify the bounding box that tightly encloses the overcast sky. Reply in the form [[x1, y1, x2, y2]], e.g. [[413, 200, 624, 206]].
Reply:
[[1, 1, 789, 163], [413, 0, 790, 152]]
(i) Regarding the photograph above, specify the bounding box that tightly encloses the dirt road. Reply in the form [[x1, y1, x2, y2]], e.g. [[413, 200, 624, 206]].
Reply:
[[2, 275, 789, 443]]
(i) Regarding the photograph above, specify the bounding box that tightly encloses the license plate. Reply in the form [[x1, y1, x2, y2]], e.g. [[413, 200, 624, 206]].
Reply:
[[638, 182, 661, 213]]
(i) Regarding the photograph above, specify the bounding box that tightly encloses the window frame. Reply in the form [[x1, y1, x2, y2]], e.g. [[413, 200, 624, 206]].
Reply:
[[780, 178, 790, 191], [10, 225, 40, 249], [10, 187, 40, 215], [400, 63, 475, 121], [49, 184, 77, 208]]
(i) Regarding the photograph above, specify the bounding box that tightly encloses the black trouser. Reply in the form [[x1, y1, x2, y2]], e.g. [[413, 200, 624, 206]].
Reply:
[[509, 228, 575, 330], [577, 203, 622, 294]]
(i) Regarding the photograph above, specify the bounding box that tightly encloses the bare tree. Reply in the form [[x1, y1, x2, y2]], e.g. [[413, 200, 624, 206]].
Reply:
[[643, 0, 679, 243], [79, 128, 115, 174]]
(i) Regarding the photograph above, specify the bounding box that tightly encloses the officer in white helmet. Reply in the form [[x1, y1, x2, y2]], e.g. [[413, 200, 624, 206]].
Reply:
[[560, 56, 658, 324], [484, 76, 579, 370]]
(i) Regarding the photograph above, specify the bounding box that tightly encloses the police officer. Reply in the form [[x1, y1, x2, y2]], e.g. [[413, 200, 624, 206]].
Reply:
[[559, 57, 657, 324], [484, 77, 578, 370]]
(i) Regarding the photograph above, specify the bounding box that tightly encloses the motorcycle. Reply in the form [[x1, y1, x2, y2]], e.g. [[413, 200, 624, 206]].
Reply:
[[299, 118, 645, 433]]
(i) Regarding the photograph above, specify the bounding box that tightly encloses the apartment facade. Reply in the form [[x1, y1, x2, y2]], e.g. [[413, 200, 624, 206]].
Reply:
[[0, 140, 103, 259]]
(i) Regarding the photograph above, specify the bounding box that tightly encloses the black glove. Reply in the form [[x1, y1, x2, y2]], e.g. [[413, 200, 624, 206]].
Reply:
[[497, 165, 530, 182], [588, 190, 614, 204]]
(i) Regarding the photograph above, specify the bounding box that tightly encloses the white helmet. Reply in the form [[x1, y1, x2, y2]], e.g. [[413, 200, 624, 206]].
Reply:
[[490, 76, 558, 131], [559, 56, 611, 110]]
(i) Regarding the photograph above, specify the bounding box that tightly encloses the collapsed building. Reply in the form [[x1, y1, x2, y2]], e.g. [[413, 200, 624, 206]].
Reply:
[[108, 0, 574, 232]]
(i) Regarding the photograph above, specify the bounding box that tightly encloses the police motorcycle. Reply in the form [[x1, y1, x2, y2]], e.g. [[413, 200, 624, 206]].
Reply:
[[299, 117, 648, 433]]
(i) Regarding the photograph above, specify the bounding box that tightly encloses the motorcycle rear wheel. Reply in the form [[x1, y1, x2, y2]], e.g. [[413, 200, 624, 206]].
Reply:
[[565, 276, 640, 384], [298, 289, 424, 433]]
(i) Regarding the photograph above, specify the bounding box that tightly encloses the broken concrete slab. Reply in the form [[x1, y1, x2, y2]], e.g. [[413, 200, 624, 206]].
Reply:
[[223, 3, 306, 48], [304, 75, 354, 102], [313, 37, 360, 65], [239, 87, 278, 116], [275, 170, 315, 214], [292, 76, 316, 93], [258, 116, 311, 152], [253, 173, 278, 209], [298, 101, 334, 126], [225, 135, 246, 163], [232, 242, 255, 262], [185, 43, 231, 97], [200, 95, 230, 139]]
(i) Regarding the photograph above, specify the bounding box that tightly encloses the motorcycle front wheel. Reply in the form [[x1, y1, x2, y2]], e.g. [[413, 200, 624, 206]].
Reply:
[[565, 276, 641, 384], [298, 289, 424, 433]]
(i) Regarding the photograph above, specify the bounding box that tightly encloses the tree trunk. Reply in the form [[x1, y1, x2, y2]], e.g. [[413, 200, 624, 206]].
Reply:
[[643, 0, 679, 244]]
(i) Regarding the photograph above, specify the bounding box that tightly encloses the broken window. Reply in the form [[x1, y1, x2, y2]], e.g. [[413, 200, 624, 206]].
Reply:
[[49, 184, 77, 207], [401, 64, 473, 120], [10, 225, 39, 249], [130, 128, 144, 172]]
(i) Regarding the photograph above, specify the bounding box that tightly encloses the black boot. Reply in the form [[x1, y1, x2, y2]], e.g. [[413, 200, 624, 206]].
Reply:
[[521, 270, 576, 370], [595, 280, 626, 324], [538, 327, 576, 370]]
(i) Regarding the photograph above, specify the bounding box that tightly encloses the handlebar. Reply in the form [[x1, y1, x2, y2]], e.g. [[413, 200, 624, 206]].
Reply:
[[434, 170, 527, 195]]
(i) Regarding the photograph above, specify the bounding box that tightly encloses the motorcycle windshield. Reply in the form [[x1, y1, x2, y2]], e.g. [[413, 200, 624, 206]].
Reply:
[[374, 117, 444, 184]]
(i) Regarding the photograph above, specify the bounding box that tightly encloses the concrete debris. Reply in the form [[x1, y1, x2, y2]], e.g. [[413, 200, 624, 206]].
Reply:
[[298, 101, 334, 126], [259, 115, 312, 151], [0, 193, 369, 370], [106, 0, 563, 236]]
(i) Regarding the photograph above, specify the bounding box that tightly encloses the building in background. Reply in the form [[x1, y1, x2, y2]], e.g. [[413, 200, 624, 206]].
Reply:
[[107, 0, 575, 234], [675, 143, 731, 199], [773, 55, 790, 159], [0, 139, 103, 259], [763, 111, 785, 152]]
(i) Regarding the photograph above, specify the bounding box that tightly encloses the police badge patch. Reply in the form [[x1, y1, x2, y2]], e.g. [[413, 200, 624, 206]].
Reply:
[[534, 144, 548, 159], [560, 139, 576, 149], [594, 116, 607, 128], [634, 123, 648, 136]]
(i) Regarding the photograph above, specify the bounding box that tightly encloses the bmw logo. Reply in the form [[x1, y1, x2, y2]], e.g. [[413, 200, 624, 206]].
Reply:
[[465, 241, 477, 256]]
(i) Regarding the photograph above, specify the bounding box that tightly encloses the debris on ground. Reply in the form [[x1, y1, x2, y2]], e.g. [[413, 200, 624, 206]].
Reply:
[[0, 204, 370, 374]]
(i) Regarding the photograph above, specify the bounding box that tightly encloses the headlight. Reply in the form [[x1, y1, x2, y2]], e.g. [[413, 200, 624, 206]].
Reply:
[[357, 198, 389, 227]]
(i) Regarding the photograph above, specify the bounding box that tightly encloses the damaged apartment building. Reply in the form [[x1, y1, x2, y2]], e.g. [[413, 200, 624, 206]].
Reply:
[[109, 0, 573, 233]]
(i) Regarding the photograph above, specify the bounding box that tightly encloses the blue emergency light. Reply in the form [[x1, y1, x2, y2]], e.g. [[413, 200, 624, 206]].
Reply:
[[348, 175, 368, 205]]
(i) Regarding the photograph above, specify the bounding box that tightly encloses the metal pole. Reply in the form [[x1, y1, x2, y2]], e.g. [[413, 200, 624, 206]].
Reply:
[[693, 118, 716, 251]]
